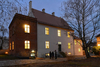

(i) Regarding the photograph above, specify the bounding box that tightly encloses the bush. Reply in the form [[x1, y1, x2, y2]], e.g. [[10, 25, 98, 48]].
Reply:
[[59, 51, 66, 57], [92, 46, 100, 55]]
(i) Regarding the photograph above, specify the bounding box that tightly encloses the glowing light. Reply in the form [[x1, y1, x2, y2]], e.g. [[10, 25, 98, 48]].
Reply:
[[32, 50, 35, 52], [24, 24, 30, 33], [58, 42, 61, 44], [67, 32, 70, 38], [25, 40, 30, 49], [45, 41, 49, 49], [45, 27, 49, 35], [68, 43, 71, 49], [98, 44, 100, 46], [5, 52, 8, 54], [78, 48, 81, 52], [68, 52, 71, 55]]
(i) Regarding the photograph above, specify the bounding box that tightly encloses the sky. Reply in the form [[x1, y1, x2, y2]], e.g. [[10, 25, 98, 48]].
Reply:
[[22, 0, 66, 17]]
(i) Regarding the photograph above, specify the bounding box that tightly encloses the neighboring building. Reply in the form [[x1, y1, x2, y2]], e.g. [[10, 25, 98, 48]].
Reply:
[[73, 36, 83, 55], [9, 1, 83, 58], [96, 34, 100, 46]]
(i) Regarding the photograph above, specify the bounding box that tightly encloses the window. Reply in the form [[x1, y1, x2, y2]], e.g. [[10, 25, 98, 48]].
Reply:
[[45, 27, 49, 35], [67, 32, 70, 38], [58, 30, 61, 37], [45, 53, 50, 57], [45, 41, 49, 49], [68, 43, 71, 49], [24, 24, 30, 33], [78, 41, 80, 45], [74, 40, 76, 45], [25, 40, 30, 49], [58, 42, 61, 44], [10, 43, 11, 50], [12, 41, 14, 50], [78, 48, 81, 52]]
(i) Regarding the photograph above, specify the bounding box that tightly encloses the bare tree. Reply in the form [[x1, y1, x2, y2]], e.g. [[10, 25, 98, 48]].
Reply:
[[62, 0, 100, 58], [0, 0, 27, 49]]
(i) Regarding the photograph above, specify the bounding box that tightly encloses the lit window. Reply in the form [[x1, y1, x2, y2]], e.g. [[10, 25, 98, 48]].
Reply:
[[68, 52, 71, 55], [74, 40, 76, 45], [67, 32, 70, 38], [12, 41, 14, 50], [58, 42, 61, 44], [45, 41, 49, 49], [25, 40, 30, 49], [68, 43, 71, 49], [98, 44, 100, 46], [58, 30, 61, 37], [10, 43, 11, 50], [25, 24, 30, 33], [78, 41, 80, 45], [78, 48, 81, 52], [45, 27, 49, 35]]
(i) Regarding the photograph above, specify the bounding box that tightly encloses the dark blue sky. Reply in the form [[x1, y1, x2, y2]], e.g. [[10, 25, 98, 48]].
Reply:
[[23, 0, 66, 17]]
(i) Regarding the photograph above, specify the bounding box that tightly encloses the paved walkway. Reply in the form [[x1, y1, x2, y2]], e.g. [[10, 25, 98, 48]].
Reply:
[[0, 58, 67, 66]]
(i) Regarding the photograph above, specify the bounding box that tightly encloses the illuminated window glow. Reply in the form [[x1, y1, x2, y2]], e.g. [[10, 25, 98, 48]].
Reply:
[[78, 48, 81, 52], [5, 52, 8, 54], [10, 43, 11, 50], [12, 41, 14, 50], [75, 40, 76, 45], [25, 24, 30, 33], [58, 30, 61, 37], [68, 43, 71, 49], [45, 41, 49, 49], [78, 41, 80, 45], [67, 32, 70, 38], [68, 52, 71, 55], [45, 27, 49, 35], [58, 42, 61, 44], [98, 44, 100, 46], [25, 40, 30, 49]]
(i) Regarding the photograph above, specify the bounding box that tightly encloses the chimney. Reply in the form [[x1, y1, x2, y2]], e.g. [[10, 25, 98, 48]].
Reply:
[[52, 12, 55, 16], [42, 8, 45, 13], [29, 1, 32, 13]]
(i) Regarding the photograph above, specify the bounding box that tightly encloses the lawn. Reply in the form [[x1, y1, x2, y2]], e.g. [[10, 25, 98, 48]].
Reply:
[[6, 57, 100, 67]]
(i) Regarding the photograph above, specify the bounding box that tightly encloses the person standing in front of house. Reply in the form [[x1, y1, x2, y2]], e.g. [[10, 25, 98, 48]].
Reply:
[[49, 51, 51, 59], [51, 51, 54, 59], [55, 50, 57, 59]]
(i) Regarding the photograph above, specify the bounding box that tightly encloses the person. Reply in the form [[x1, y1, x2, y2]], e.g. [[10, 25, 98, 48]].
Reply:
[[49, 51, 51, 59], [51, 51, 54, 59], [55, 50, 57, 59]]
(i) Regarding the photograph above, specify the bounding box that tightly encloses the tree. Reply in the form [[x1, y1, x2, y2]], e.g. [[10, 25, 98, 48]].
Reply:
[[62, 0, 100, 58], [0, 0, 27, 49]]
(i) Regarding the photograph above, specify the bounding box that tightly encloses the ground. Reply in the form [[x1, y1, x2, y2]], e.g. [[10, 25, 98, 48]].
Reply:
[[5, 57, 100, 67]]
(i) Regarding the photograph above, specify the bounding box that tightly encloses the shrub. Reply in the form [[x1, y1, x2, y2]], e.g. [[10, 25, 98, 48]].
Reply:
[[92, 46, 100, 55]]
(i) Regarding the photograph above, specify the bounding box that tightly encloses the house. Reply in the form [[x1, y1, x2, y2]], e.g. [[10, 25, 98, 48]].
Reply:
[[9, 1, 83, 58]]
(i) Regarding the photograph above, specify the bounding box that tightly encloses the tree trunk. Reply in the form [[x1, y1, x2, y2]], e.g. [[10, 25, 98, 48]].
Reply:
[[85, 48, 91, 58]]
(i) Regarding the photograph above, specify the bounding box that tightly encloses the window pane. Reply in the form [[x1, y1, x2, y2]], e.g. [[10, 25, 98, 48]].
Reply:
[[68, 43, 71, 49], [25, 40, 30, 49], [58, 30, 61, 37], [25, 25, 30, 33], [68, 32, 70, 38], [45, 27, 49, 35], [45, 41, 49, 49]]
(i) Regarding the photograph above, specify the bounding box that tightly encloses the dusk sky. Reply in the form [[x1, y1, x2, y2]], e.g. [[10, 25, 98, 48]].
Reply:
[[21, 0, 66, 17]]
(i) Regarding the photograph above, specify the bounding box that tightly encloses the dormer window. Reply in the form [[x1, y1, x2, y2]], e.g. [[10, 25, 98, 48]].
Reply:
[[25, 24, 30, 33]]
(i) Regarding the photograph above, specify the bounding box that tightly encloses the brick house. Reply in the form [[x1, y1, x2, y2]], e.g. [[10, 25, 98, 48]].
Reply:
[[9, 1, 83, 58]]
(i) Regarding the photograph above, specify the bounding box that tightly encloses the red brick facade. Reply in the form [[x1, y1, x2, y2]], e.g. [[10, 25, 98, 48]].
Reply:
[[9, 13, 37, 57]]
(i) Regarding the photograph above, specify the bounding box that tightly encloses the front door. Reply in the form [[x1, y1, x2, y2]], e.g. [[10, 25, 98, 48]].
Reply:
[[58, 45, 61, 52]]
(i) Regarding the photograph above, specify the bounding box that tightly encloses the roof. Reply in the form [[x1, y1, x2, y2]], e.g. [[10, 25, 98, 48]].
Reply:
[[9, 13, 37, 28], [32, 8, 73, 31], [96, 34, 100, 37]]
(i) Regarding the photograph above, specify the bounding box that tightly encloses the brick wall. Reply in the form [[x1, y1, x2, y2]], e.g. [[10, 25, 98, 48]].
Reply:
[[9, 14, 37, 57]]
